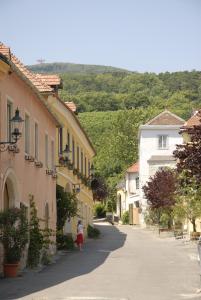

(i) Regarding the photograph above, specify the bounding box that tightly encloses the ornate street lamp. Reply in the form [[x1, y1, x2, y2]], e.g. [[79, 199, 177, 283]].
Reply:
[[58, 144, 71, 166], [0, 108, 24, 152]]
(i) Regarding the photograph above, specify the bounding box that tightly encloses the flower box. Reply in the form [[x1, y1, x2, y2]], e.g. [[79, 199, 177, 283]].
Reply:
[[25, 155, 35, 162], [46, 169, 53, 175], [35, 161, 43, 168]]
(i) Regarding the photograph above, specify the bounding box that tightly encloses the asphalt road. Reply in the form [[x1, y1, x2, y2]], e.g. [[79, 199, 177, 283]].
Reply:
[[0, 223, 200, 300]]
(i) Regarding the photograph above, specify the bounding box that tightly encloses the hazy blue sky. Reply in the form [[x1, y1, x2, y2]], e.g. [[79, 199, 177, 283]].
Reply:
[[0, 0, 201, 72]]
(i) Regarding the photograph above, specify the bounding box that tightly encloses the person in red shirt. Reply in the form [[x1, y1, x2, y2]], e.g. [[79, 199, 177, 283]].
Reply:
[[75, 220, 84, 251]]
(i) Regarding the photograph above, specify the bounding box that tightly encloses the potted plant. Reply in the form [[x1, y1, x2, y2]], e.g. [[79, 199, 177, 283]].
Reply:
[[0, 207, 28, 277]]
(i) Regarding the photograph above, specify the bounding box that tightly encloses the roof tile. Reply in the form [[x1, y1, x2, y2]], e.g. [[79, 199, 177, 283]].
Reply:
[[147, 110, 185, 126], [184, 111, 201, 127], [65, 102, 77, 112], [0, 42, 52, 93], [127, 162, 139, 173]]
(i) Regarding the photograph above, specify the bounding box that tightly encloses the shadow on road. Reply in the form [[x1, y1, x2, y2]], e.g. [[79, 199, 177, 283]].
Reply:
[[0, 223, 127, 300]]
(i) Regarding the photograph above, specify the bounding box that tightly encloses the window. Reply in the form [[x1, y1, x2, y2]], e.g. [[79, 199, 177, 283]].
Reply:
[[136, 177, 139, 190], [158, 135, 168, 149], [45, 134, 48, 168], [34, 123, 39, 160], [25, 114, 30, 154], [135, 201, 140, 208], [88, 161, 91, 177], [58, 128, 63, 155], [85, 157, 87, 176], [77, 146, 80, 170], [81, 151, 83, 174], [72, 138, 75, 165], [51, 140, 54, 169], [67, 131, 70, 149], [7, 101, 13, 142]]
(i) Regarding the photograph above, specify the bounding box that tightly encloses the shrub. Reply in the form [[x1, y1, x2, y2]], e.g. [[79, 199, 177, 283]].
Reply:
[[94, 203, 106, 218], [87, 225, 100, 238], [0, 207, 28, 263], [56, 232, 75, 250], [27, 197, 43, 268], [122, 211, 129, 224]]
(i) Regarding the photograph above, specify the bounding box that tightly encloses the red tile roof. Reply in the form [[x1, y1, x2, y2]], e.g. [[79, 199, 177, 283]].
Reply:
[[0, 43, 53, 93], [147, 110, 185, 126], [127, 162, 139, 173], [65, 102, 77, 112], [36, 74, 61, 87], [184, 111, 201, 127]]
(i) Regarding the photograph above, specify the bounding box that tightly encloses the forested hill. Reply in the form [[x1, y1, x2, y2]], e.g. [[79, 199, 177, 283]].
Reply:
[[28, 64, 201, 118], [28, 62, 129, 74], [58, 71, 201, 118]]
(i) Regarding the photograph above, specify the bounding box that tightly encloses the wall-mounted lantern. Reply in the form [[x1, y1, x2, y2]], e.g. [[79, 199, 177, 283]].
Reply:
[[0, 108, 24, 152], [58, 144, 71, 166], [72, 183, 81, 193]]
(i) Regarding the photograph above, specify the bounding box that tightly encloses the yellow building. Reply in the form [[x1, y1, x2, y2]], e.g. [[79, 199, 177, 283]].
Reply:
[[182, 112, 201, 233], [46, 90, 96, 239]]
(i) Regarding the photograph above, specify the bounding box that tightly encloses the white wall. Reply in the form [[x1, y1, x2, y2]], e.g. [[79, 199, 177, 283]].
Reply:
[[139, 126, 183, 209]]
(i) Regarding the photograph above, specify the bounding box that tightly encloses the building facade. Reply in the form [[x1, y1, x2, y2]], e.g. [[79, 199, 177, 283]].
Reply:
[[46, 94, 96, 239], [117, 162, 140, 224], [139, 110, 185, 224], [0, 43, 60, 273]]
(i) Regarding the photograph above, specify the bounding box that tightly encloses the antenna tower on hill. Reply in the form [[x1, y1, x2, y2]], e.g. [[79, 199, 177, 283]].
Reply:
[[37, 59, 45, 64]]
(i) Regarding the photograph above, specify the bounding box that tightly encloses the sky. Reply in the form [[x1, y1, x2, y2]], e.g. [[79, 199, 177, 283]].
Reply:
[[0, 0, 201, 73]]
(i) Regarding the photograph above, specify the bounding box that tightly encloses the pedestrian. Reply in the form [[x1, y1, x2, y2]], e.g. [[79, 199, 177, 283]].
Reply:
[[75, 220, 84, 251]]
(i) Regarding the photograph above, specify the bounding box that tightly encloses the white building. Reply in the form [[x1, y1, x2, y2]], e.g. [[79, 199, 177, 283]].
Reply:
[[139, 110, 185, 224], [117, 162, 140, 224]]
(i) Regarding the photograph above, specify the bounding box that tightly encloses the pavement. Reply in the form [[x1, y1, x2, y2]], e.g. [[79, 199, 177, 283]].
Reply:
[[0, 222, 200, 300]]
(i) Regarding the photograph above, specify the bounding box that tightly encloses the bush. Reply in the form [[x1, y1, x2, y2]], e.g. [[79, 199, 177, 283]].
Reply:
[[0, 207, 28, 263], [87, 225, 100, 238], [122, 211, 129, 225], [56, 232, 74, 250], [94, 203, 106, 218]]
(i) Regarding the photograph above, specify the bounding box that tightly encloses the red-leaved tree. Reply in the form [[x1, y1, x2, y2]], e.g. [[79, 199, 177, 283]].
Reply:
[[173, 114, 201, 181], [143, 169, 177, 227]]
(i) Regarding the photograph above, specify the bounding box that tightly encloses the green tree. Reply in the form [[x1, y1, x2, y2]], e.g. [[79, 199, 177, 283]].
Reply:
[[173, 172, 201, 232]]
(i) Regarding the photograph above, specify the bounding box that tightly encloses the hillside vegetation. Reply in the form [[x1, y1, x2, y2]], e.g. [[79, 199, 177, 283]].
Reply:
[[28, 62, 129, 74], [59, 71, 201, 118], [28, 62, 201, 204]]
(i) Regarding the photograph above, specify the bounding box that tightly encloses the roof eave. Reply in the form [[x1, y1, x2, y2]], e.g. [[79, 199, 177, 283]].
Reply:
[[10, 62, 62, 128]]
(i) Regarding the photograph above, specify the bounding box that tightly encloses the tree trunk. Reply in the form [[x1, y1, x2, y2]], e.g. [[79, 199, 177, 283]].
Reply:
[[192, 218, 197, 232]]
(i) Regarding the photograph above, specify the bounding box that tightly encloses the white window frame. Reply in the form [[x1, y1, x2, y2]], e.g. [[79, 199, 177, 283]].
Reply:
[[6, 99, 13, 143], [45, 133, 49, 168], [158, 135, 168, 150]]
